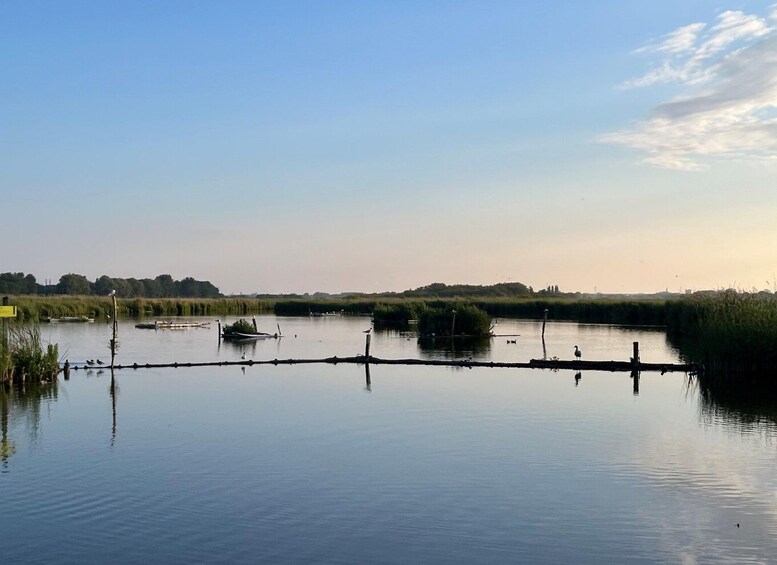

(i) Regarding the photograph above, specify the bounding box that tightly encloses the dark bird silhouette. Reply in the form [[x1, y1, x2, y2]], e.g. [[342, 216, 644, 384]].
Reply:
[[574, 345, 582, 360], [86, 359, 95, 366], [96, 359, 105, 365], [363, 328, 372, 333], [241, 353, 246, 360]]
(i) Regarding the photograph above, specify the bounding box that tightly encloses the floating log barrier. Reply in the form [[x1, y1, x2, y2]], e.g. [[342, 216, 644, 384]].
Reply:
[[62, 356, 698, 373]]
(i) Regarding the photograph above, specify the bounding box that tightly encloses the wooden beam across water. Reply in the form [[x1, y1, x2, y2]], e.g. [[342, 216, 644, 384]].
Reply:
[[64, 356, 698, 374]]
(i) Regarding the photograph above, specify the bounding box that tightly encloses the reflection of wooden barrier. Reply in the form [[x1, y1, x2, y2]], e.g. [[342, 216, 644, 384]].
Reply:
[[63, 355, 697, 373]]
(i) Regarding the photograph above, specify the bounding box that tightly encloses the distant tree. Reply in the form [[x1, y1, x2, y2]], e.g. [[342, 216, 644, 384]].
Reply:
[[93, 275, 115, 296], [0, 272, 38, 294], [155, 274, 176, 297], [126, 278, 145, 297], [141, 278, 162, 297], [57, 273, 91, 295]]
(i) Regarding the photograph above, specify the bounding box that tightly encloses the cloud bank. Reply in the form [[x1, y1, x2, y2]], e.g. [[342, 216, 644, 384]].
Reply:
[[603, 8, 777, 170]]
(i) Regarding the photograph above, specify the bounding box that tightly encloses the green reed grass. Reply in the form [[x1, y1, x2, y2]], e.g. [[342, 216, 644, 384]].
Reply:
[[1, 323, 59, 384], [11, 295, 272, 321]]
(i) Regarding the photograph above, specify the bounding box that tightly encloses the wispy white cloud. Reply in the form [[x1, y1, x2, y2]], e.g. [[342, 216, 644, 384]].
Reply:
[[605, 9, 777, 170]]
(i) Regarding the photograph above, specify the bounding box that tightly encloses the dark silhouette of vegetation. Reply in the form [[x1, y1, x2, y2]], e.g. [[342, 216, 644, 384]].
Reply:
[[11, 296, 266, 322], [418, 304, 492, 337], [0, 272, 221, 298], [667, 290, 777, 380]]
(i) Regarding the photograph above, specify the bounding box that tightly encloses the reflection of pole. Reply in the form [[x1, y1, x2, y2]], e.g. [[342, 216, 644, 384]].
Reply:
[[0, 386, 13, 467], [631, 369, 640, 396], [365, 363, 371, 391], [110, 368, 117, 446], [110, 294, 118, 368]]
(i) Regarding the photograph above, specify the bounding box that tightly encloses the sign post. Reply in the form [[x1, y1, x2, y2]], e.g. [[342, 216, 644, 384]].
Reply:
[[1, 297, 16, 354]]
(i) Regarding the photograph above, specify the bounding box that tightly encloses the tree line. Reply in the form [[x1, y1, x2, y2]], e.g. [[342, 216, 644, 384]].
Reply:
[[0, 272, 221, 298]]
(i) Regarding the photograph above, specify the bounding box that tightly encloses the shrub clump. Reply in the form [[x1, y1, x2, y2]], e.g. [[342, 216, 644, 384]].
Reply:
[[418, 304, 492, 337], [222, 319, 256, 335]]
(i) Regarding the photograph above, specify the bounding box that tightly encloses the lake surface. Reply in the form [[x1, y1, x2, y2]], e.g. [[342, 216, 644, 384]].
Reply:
[[2, 316, 776, 563]]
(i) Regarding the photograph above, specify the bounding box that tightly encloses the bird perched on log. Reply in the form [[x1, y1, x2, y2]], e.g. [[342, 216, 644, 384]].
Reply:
[[108, 289, 116, 297], [574, 345, 582, 360], [363, 327, 372, 333], [86, 359, 95, 366], [96, 359, 105, 365], [241, 353, 246, 360]]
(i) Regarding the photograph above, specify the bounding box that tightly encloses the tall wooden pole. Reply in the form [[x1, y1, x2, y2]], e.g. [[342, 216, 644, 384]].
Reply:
[[2, 296, 8, 355], [110, 294, 118, 368]]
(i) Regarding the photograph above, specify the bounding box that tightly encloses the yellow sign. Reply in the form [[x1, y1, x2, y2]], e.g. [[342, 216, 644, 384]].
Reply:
[[0, 305, 17, 318]]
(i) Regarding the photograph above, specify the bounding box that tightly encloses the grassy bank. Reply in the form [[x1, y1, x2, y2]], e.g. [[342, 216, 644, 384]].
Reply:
[[9, 295, 272, 321]]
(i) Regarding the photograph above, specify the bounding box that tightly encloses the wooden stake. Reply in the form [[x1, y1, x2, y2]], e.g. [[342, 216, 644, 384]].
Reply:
[[365, 334, 371, 359], [542, 308, 548, 338]]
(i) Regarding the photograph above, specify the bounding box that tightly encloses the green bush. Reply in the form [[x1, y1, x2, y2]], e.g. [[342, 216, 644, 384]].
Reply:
[[418, 304, 492, 337]]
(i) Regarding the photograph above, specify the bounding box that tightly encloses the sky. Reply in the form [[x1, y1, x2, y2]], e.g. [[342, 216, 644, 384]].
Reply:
[[2, 1, 777, 295]]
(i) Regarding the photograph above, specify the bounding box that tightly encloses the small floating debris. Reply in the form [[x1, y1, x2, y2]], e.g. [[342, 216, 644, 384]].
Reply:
[[42, 316, 94, 323], [135, 320, 211, 330]]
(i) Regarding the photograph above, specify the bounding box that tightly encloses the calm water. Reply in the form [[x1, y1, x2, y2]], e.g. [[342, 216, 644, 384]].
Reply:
[[2, 316, 776, 563]]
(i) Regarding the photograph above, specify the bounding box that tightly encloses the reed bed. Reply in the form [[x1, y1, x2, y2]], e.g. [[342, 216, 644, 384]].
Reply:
[[667, 291, 777, 380], [10, 296, 272, 321], [0, 323, 59, 384]]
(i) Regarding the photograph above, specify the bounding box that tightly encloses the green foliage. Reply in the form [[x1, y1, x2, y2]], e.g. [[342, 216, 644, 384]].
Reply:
[[223, 319, 257, 335], [0, 271, 222, 298], [418, 304, 492, 337], [9, 296, 268, 321], [372, 302, 427, 327], [1, 323, 59, 383]]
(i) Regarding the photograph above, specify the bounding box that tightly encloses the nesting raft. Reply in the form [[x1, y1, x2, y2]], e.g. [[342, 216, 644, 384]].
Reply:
[[65, 356, 698, 373]]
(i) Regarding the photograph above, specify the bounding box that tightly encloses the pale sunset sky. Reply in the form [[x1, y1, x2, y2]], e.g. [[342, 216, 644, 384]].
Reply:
[[2, 1, 777, 294]]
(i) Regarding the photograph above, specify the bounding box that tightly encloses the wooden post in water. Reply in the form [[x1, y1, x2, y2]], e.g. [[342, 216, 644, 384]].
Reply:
[[252, 316, 258, 332], [365, 333, 371, 360], [451, 309, 457, 337], [2, 297, 8, 355], [632, 341, 640, 365], [541, 308, 548, 339], [110, 293, 118, 369], [217, 319, 222, 341]]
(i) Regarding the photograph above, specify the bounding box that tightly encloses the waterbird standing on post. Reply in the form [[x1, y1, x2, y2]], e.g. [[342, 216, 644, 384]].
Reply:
[[108, 289, 116, 296], [574, 345, 582, 360]]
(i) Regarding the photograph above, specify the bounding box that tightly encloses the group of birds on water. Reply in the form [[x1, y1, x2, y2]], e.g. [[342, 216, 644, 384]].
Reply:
[[85, 359, 105, 366]]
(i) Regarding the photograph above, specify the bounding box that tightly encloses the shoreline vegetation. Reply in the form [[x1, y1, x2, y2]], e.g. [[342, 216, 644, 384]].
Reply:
[[2, 285, 776, 385]]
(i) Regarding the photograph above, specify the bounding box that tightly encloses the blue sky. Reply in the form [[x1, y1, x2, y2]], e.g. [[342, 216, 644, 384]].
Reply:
[[2, 1, 776, 294]]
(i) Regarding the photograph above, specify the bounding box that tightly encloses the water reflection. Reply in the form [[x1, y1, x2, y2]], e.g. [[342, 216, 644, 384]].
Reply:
[[694, 375, 777, 433], [417, 336, 491, 359], [110, 369, 118, 447], [1, 381, 59, 469]]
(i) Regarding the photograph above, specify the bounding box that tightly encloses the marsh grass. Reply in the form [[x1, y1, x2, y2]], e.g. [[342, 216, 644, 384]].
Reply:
[[668, 291, 777, 380], [11, 295, 270, 321], [1, 323, 59, 384]]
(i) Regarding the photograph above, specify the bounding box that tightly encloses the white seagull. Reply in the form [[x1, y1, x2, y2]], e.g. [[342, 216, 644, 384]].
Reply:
[[108, 289, 116, 296]]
